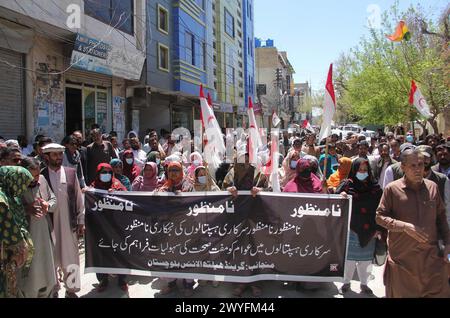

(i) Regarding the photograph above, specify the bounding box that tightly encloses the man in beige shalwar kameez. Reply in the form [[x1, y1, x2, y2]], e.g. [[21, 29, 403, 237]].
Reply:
[[376, 149, 450, 298]]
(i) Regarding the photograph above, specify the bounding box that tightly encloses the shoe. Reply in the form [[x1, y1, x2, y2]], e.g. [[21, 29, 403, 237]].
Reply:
[[97, 279, 109, 293], [340, 283, 350, 294], [232, 284, 247, 297], [118, 282, 128, 292], [251, 285, 262, 297], [360, 284, 373, 295], [65, 291, 78, 298], [159, 281, 176, 295], [183, 288, 194, 297]]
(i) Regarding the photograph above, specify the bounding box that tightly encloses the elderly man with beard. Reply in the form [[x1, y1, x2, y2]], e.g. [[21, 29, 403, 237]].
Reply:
[[41, 143, 85, 298]]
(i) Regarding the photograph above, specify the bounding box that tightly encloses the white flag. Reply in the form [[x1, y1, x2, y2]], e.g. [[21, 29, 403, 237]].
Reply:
[[409, 80, 432, 119], [199, 85, 225, 177], [272, 111, 281, 128]]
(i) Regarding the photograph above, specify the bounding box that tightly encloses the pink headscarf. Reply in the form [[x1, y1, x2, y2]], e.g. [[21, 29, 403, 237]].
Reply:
[[283, 159, 323, 194], [131, 162, 159, 191], [187, 152, 203, 179]]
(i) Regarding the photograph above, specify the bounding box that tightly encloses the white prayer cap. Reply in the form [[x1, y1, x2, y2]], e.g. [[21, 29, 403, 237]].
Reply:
[[5, 140, 19, 148], [42, 143, 65, 153]]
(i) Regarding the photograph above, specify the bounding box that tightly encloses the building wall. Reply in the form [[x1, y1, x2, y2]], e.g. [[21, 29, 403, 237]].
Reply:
[[173, 0, 214, 97], [30, 36, 66, 144], [146, 0, 174, 90], [215, 0, 244, 108], [242, 0, 255, 104], [0, 0, 146, 142], [255, 47, 279, 114]]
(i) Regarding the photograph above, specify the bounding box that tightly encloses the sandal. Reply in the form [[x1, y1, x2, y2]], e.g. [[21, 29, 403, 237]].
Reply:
[[97, 279, 109, 293], [232, 284, 246, 297], [159, 280, 176, 295], [360, 284, 373, 295], [251, 285, 262, 297]]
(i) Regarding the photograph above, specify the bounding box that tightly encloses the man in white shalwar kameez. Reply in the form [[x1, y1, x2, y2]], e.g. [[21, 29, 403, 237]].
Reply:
[[18, 157, 57, 298], [41, 144, 84, 298]]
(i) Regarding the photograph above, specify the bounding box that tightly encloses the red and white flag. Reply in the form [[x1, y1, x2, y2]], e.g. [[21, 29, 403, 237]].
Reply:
[[207, 92, 213, 109], [272, 110, 281, 128], [248, 97, 263, 165], [318, 64, 336, 142], [199, 85, 225, 175], [409, 80, 431, 119], [302, 119, 314, 133]]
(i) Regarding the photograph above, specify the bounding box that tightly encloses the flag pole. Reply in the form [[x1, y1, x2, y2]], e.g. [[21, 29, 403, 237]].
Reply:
[[323, 137, 329, 183]]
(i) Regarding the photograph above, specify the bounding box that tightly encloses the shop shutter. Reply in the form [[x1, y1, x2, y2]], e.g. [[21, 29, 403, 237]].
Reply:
[[65, 68, 112, 87], [0, 48, 24, 139]]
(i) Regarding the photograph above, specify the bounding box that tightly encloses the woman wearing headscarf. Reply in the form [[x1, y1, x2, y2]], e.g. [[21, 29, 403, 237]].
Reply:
[[280, 151, 301, 189], [147, 151, 164, 178], [90, 163, 127, 293], [327, 157, 352, 193], [186, 152, 203, 180], [110, 159, 132, 191], [122, 150, 141, 183], [189, 166, 220, 192], [157, 161, 194, 296], [132, 162, 159, 192], [335, 158, 383, 295], [283, 159, 324, 194], [0, 166, 34, 298], [303, 155, 323, 180], [223, 151, 268, 297]]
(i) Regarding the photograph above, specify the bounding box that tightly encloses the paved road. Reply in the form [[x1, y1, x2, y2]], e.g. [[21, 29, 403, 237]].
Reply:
[[56, 247, 386, 298]]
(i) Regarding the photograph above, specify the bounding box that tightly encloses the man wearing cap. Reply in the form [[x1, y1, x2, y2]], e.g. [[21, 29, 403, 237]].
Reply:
[[432, 142, 450, 179], [382, 143, 416, 189], [41, 143, 85, 298], [376, 149, 450, 297]]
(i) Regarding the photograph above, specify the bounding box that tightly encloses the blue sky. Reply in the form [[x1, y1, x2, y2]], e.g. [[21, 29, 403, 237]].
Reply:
[[254, 0, 447, 91]]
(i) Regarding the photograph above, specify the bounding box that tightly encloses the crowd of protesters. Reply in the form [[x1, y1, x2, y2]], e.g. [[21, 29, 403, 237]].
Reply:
[[0, 125, 449, 298]]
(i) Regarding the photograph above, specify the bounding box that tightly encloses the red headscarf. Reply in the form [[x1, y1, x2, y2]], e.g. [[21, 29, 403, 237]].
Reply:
[[91, 163, 126, 191], [122, 150, 141, 182], [283, 159, 323, 193], [159, 162, 184, 192]]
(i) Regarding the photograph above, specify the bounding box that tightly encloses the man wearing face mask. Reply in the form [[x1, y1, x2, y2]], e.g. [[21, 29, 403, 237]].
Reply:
[[405, 131, 415, 144], [86, 129, 117, 185]]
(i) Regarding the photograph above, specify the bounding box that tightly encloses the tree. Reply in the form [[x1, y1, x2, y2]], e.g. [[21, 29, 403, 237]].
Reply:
[[335, 2, 449, 134]]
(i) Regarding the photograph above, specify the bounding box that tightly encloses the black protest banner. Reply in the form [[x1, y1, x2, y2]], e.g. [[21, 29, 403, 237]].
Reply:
[[85, 190, 351, 283]]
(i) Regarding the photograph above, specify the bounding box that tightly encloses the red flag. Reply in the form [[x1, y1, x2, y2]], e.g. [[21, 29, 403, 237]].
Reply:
[[207, 93, 213, 109], [319, 64, 336, 141]]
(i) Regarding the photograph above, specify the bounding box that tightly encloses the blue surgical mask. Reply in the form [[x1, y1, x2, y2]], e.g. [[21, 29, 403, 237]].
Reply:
[[406, 135, 414, 143], [155, 159, 161, 166], [356, 172, 369, 181], [126, 158, 134, 165], [290, 160, 298, 169], [197, 176, 207, 185], [100, 173, 112, 183]]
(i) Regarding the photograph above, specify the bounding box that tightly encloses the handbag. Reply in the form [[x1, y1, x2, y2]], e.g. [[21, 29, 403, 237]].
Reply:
[[373, 238, 387, 266]]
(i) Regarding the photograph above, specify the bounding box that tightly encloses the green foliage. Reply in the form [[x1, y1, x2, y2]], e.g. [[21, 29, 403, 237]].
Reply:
[[334, 2, 449, 131]]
